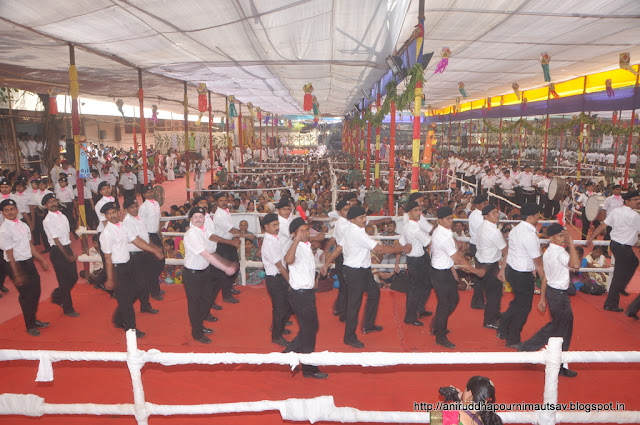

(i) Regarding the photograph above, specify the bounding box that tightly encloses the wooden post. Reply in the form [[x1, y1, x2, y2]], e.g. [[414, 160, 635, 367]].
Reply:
[[366, 112, 371, 188], [239, 104, 244, 166], [375, 92, 381, 187], [138, 69, 148, 185], [388, 101, 396, 213], [208, 90, 214, 183], [184, 82, 190, 200]]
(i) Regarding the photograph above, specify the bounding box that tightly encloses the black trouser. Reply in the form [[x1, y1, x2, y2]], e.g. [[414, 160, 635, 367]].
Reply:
[[130, 252, 152, 310], [286, 288, 320, 375], [430, 267, 459, 339], [61, 202, 77, 234], [542, 193, 559, 219], [50, 244, 78, 313], [0, 249, 7, 289], [605, 241, 639, 309], [214, 243, 239, 299], [469, 244, 485, 309], [183, 267, 214, 339], [602, 226, 612, 255], [342, 266, 380, 342], [416, 252, 433, 315], [148, 233, 165, 296], [123, 189, 135, 200], [33, 209, 50, 250], [266, 274, 292, 340], [581, 217, 600, 240], [5, 258, 41, 330], [332, 254, 348, 320], [497, 266, 534, 345], [112, 262, 141, 330], [476, 261, 503, 325], [84, 199, 98, 229], [405, 254, 431, 323], [522, 287, 573, 352]]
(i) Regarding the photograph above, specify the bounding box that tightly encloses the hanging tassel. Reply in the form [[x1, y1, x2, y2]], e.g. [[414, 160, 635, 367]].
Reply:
[[47, 89, 58, 115], [605, 79, 615, 97], [197, 83, 207, 112], [312, 95, 320, 116], [512, 83, 521, 100], [303, 83, 314, 111], [458, 82, 468, 98], [540, 53, 551, 82], [264, 114, 270, 125], [196, 112, 203, 126], [228, 95, 237, 118], [455, 97, 460, 114], [612, 111, 618, 125], [549, 83, 560, 99], [116, 99, 125, 117], [432, 47, 451, 75], [230, 123, 235, 131], [486, 97, 491, 110], [313, 116, 319, 127], [256, 107, 262, 120], [288, 120, 293, 129], [619, 53, 639, 76], [151, 105, 159, 123], [521, 97, 528, 113]]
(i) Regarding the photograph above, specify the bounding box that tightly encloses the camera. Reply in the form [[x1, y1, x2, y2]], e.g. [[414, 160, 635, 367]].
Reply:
[[439, 386, 460, 402]]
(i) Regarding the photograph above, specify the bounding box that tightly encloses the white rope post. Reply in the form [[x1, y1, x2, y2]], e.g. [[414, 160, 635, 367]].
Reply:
[[126, 330, 149, 425], [239, 236, 247, 286], [541, 337, 563, 425]]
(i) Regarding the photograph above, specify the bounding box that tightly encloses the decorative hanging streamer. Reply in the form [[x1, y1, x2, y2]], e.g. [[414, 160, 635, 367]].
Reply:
[[115, 99, 125, 117], [486, 97, 491, 110], [228, 95, 237, 118], [288, 120, 293, 129], [47, 89, 58, 115], [455, 97, 460, 114], [246, 102, 255, 118], [312, 95, 320, 116], [512, 83, 521, 100], [296, 205, 307, 220], [549, 83, 560, 99], [150, 104, 158, 123], [196, 112, 203, 126], [256, 107, 262, 120], [432, 47, 451, 75], [230, 122, 235, 131], [303, 83, 314, 111], [264, 114, 270, 125], [313, 116, 319, 127], [274, 115, 279, 126], [521, 97, 528, 113], [540, 53, 551, 82], [197, 83, 207, 112], [619, 53, 639, 76], [605, 79, 615, 98], [458, 82, 468, 98], [612, 111, 618, 125]]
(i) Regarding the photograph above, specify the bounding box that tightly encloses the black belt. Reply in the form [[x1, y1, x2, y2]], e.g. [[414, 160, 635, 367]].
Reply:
[[130, 251, 144, 256], [611, 240, 632, 248], [547, 286, 567, 293], [292, 288, 314, 292], [507, 265, 534, 274], [186, 268, 208, 274], [16, 258, 34, 264]]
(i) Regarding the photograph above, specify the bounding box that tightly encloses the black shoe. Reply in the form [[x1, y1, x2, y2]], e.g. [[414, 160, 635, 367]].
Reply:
[[559, 367, 578, 378], [27, 328, 40, 336], [436, 337, 455, 349], [620, 290, 630, 296], [604, 305, 623, 312], [272, 336, 289, 347], [483, 322, 499, 330], [195, 335, 212, 344], [344, 339, 365, 349], [141, 307, 159, 314], [625, 311, 639, 320], [135, 329, 146, 338], [205, 313, 219, 322], [230, 288, 241, 295], [430, 329, 450, 335], [333, 310, 341, 316], [418, 311, 433, 318], [506, 342, 523, 350], [158, 290, 166, 295], [362, 325, 383, 334], [496, 333, 507, 340], [223, 296, 239, 304], [404, 320, 424, 327], [64, 310, 80, 318], [211, 303, 223, 311], [286, 320, 293, 326], [113, 322, 126, 329], [339, 316, 346, 323], [282, 328, 291, 335], [302, 371, 329, 379], [0, 286, 9, 293], [202, 327, 213, 334], [35, 320, 50, 329], [150, 293, 164, 301]]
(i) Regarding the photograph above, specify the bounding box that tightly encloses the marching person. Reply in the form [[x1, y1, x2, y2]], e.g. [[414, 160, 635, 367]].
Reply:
[[497, 203, 546, 349], [430, 206, 485, 348], [183, 206, 237, 344], [321, 205, 410, 349], [468, 194, 489, 310], [519, 223, 580, 378], [577, 181, 599, 239], [0, 199, 50, 336], [212, 193, 244, 304], [138, 184, 165, 301], [42, 193, 79, 317], [193, 196, 224, 316], [475, 204, 508, 329], [588, 190, 640, 314], [601, 184, 623, 255], [118, 164, 138, 201], [326, 199, 350, 322], [283, 217, 328, 379], [31, 178, 52, 253], [261, 212, 293, 347], [54, 176, 78, 239], [94, 181, 116, 232]]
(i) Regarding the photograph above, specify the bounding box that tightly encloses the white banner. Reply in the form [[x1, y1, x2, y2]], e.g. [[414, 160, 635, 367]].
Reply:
[[602, 134, 614, 149]]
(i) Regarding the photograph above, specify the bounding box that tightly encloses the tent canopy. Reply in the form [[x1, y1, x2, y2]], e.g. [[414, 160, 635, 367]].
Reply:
[[0, 0, 639, 117]]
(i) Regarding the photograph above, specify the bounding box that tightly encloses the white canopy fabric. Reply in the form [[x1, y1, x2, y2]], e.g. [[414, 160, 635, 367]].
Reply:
[[0, 0, 639, 117]]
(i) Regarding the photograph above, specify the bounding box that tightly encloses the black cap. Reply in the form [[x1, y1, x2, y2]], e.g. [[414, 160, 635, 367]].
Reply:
[[97, 181, 110, 192], [14, 179, 26, 187], [482, 204, 497, 216], [123, 197, 138, 209], [408, 192, 424, 202], [90, 168, 99, 174], [262, 212, 278, 226], [275, 198, 291, 209], [0, 179, 11, 186], [437, 206, 453, 219], [347, 205, 366, 220], [473, 194, 488, 204], [100, 202, 119, 214], [0, 199, 16, 210], [213, 192, 227, 201], [623, 190, 640, 201], [289, 217, 307, 234], [194, 196, 207, 205], [188, 206, 207, 219], [31, 179, 41, 184], [520, 203, 540, 218], [612, 184, 622, 190], [405, 200, 420, 212], [59, 176, 68, 182], [546, 223, 564, 237], [343, 192, 357, 201], [585, 181, 595, 187], [142, 184, 154, 193], [336, 199, 349, 211], [41, 193, 56, 206]]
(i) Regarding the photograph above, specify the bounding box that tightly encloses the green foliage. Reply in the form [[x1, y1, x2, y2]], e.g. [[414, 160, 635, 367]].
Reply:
[[0, 87, 20, 104]]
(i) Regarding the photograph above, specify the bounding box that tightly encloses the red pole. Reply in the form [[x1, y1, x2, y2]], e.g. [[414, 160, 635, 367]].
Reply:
[[208, 90, 214, 183], [543, 114, 549, 169], [366, 113, 371, 188], [388, 101, 396, 213], [259, 110, 263, 161], [239, 104, 244, 166], [447, 113, 452, 153], [138, 69, 148, 185], [411, 81, 422, 191], [623, 110, 636, 189], [498, 119, 503, 159], [271, 113, 275, 151], [225, 97, 230, 170], [184, 82, 190, 200], [614, 112, 620, 174], [374, 92, 381, 187]]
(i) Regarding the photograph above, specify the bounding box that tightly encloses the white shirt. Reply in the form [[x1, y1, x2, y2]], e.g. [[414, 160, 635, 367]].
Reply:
[[55, 185, 75, 203], [603, 194, 624, 217], [99, 221, 131, 264], [506, 221, 541, 272], [95, 196, 115, 232], [543, 243, 570, 290], [119, 172, 137, 190], [138, 199, 161, 233], [10, 191, 30, 218], [43, 210, 71, 246], [498, 176, 516, 190], [261, 232, 284, 276], [0, 219, 32, 261], [277, 214, 293, 253], [183, 225, 209, 270], [516, 172, 533, 187], [342, 222, 378, 268], [481, 175, 496, 190], [122, 213, 149, 252], [402, 219, 430, 257], [476, 220, 507, 264], [468, 209, 484, 245], [32, 189, 52, 210], [213, 207, 233, 240], [333, 216, 349, 246], [605, 205, 640, 246], [577, 191, 596, 208], [62, 166, 77, 187], [85, 177, 102, 199], [402, 213, 433, 234], [287, 241, 315, 290], [430, 225, 457, 270]]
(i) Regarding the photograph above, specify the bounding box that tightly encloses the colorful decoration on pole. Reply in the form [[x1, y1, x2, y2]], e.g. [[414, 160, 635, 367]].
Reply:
[[521, 97, 528, 113], [264, 113, 270, 125], [228, 95, 238, 118], [455, 97, 461, 113], [312, 96, 320, 127], [619, 53, 639, 76], [47, 88, 58, 115], [288, 120, 293, 129], [432, 47, 451, 75], [197, 83, 208, 112], [256, 107, 262, 120], [115, 99, 125, 117], [512, 83, 520, 100], [606, 79, 615, 98], [150, 104, 159, 123], [549, 83, 560, 99], [458, 82, 468, 99], [303, 83, 314, 111], [540, 53, 551, 82], [421, 123, 437, 169]]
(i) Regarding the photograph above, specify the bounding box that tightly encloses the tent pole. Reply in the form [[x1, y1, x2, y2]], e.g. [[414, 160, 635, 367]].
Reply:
[[411, 0, 424, 192], [623, 69, 640, 188], [375, 91, 381, 187], [259, 110, 263, 161], [388, 101, 396, 213], [208, 90, 213, 184], [239, 104, 244, 166], [138, 69, 148, 185], [184, 81, 190, 201], [366, 110, 371, 188]]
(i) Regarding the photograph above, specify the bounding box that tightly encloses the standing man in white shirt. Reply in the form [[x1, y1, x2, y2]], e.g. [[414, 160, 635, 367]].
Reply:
[[468, 194, 488, 309], [42, 193, 79, 317], [94, 181, 116, 233], [138, 184, 165, 301], [119, 165, 137, 201], [325, 199, 351, 322], [588, 190, 640, 314], [430, 206, 485, 348], [601, 184, 624, 255], [475, 204, 508, 329], [212, 193, 244, 304], [576, 181, 599, 239], [497, 203, 546, 349], [54, 176, 77, 239]]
